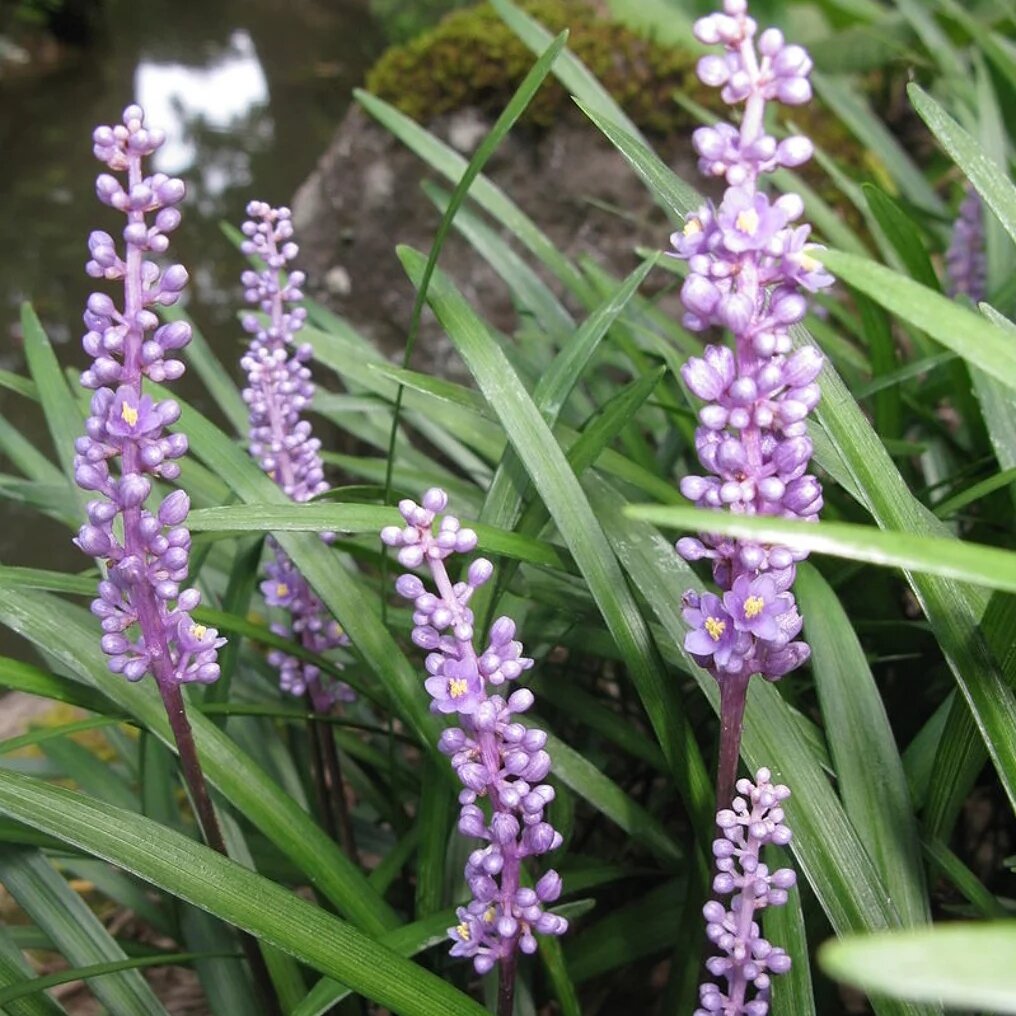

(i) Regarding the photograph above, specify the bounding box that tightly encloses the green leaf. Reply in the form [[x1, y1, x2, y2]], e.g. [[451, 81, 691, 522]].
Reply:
[[187, 502, 571, 571], [861, 184, 941, 291], [0, 846, 169, 1015], [354, 91, 588, 299], [908, 83, 1016, 251], [398, 245, 713, 832], [625, 503, 1016, 593], [811, 75, 944, 215], [0, 952, 230, 1008], [796, 566, 928, 926], [163, 304, 248, 435], [378, 28, 568, 511], [574, 100, 700, 221], [764, 861, 815, 1016], [19, 305, 83, 489], [0, 772, 487, 1016], [0, 585, 398, 936], [0, 919, 67, 1016], [820, 923, 1016, 1014], [818, 249, 1016, 394], [491, 0, 643, 145]]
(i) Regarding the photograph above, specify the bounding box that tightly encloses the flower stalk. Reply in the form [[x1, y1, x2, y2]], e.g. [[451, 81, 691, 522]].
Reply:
[[75, 105, 226, 840], [74, 106, 280, 1012], [696, 768, 796, 1015], [239, 201, 357, 859], [670, 0, 831, 806], [382, 489, 567, 1013]]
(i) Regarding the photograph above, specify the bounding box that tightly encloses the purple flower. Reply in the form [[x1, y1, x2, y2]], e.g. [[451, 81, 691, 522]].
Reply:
[[696, 767, 796, 1016], [946, 186, 986, 304], [724, 574, 787, 641], [383, 489, 567, 973], [74, 105, 221, 688], [670, 0, 830, 685], [238, 201, 352, 708]]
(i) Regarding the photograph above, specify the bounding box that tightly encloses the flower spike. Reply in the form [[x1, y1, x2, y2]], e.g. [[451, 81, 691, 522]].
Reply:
[[382, 489, 567, 1001]]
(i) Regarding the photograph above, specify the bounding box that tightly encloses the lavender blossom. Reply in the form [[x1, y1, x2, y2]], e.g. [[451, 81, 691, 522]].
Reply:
[[239, 201, 351, 708], [381, 490, 567, 983], [945, 185, 986, 304], [670, 0, 829, 690], [75, 105, 225, 688], [696, 768, 795, 1016]]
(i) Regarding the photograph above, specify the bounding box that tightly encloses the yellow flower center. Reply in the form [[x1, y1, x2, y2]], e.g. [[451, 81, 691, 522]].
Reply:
[[455, 922, 470, 941], [190, 624, 207, 640], [704, 616, 726, 642], [483, 907, 496, 924], [683, 217, 702, 237], [797, 247, 821, 272], [448, 678, 469, 699], [276, 583, 289, 598], [744, 595, 765, 619], [736, 208, 760, 234], [120, 402, 139, 427]]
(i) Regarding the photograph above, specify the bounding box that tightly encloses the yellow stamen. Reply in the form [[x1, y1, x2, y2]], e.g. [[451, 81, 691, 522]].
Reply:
[[736, 208, 760, 234], [797, 248, 821, 272], [744, 595, 765, 619], [448, 678, 469, 699], [121, 402, 139, 427], [483, 907, 496, 924], [683, 217, 702, 237], [704, 616, 726, 642], [190, 624, 207, 640], [276, 583, 289, 598], [456, 922, 470, 941]]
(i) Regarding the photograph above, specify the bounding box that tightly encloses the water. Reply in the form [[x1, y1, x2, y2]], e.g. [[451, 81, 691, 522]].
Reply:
[[0, 0, 385, 596]]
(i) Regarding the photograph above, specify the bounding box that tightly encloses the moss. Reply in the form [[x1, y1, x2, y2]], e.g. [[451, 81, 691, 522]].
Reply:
[[365, 0, 871, 226], [365, 0, 702, 135]]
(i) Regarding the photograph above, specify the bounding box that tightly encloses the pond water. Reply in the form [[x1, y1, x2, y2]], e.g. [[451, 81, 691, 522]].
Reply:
[[0, 0, 386, 604]]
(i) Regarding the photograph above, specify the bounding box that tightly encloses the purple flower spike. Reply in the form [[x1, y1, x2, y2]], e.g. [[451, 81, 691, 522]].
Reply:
[[383, 489, 567, 975], [946, 186, 986, 304], [670, 0, 829, 687], [696, 768, 796, 1016], [75, 105, 223, 688], [239, 201, 352, 708]]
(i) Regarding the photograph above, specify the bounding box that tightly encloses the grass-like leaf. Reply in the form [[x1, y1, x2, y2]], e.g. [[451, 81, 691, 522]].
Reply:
[[624, 504, 1016, 593], [908, 82, 1016, 250], [0, 772, 486, 1016], [818, 249, 1016, 394], [820, 923, 1016, 1014]]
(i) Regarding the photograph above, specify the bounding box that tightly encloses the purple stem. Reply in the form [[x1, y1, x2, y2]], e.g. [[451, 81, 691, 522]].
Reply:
[[715, 671, 750, 816]]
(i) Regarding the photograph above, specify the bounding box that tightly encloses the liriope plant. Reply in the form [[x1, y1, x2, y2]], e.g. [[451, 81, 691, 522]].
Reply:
[[0, 1, 1012, 1014]]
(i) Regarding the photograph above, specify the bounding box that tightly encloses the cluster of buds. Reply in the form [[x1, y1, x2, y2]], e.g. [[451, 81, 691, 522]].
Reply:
[[239, 201, 351, 707], [696, 768, 795, 1016], [382, 489, 567, 973], [671, 0, 831, 683], [74, 105, 224, 686], [945, 186, 986, 304]]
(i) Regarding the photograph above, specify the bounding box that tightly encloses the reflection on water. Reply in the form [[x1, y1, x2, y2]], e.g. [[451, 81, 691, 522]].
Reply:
[[0, 0, 384, 648], [137, 29, 270, 181]]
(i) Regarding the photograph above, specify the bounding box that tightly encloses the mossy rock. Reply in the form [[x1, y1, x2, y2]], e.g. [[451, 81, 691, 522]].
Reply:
[[365, 0, 872, 226], [365, 0, 702, 135]]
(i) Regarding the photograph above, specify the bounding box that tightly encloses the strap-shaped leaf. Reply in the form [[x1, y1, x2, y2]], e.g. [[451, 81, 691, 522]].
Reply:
[[0, 772, 486, 1016]]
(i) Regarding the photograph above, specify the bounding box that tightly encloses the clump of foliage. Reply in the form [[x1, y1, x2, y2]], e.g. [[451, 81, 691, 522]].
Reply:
[[366, 0, 702, 134], [0, 1, 1015, 1015]]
